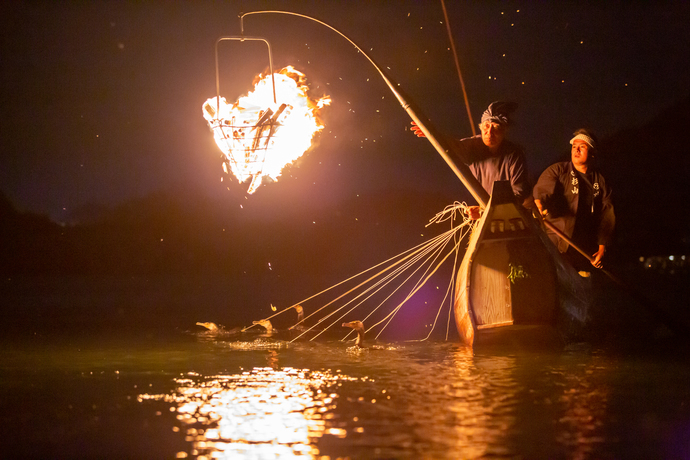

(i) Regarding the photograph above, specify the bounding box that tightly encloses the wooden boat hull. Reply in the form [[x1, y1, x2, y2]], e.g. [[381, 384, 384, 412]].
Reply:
[[454, 181, 591, 347]]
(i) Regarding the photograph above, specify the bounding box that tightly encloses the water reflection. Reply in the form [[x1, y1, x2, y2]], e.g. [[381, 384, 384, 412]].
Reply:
[[6, 334, 685, 458], [552, 353, 610, 458], [139, 366, 356, 459], [445, 348, 519, 458], [399, 346, 610, 458]]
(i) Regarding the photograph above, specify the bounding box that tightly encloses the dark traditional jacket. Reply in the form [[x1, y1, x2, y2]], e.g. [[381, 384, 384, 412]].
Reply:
[[533, 161, 615, 254], [448, 135, 531, 202]]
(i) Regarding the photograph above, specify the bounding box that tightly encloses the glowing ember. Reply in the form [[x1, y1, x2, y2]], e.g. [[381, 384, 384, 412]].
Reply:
[[203, 66, 331, 194]]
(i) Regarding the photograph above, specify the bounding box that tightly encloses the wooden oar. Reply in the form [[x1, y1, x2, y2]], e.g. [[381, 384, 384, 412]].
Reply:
[[541, 218, 689, 337], [540, 220, 595, 265]]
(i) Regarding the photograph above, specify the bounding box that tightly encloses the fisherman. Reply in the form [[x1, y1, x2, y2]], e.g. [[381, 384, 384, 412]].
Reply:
[[533, 129, 615, 270], [412, 101, 532, 219]]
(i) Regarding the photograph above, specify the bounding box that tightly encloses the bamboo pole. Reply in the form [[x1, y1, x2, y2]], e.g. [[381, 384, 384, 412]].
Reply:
[[440, 0, 476, 137], [240, 10, 490, 208]]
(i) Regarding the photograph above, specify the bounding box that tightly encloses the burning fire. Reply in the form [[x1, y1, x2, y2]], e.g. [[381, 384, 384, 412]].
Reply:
[[203, 66, 331, 194]]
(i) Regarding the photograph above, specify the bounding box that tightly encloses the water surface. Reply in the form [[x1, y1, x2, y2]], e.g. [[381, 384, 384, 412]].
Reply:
[[3, 330, 690, 459]]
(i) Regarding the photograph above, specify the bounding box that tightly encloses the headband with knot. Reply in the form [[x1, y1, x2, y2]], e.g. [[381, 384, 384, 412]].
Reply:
[[481, 101, 518, 126]]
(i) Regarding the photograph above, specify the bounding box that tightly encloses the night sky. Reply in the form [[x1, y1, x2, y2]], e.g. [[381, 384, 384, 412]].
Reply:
[[2, 1, 689, 223]]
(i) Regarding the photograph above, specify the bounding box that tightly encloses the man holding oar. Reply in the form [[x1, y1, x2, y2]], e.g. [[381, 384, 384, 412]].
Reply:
[[533, 129, 615, 270], [412, 101, 532, 219]]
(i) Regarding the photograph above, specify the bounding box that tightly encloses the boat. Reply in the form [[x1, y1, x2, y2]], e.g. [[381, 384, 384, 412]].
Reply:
[[453, 180, 592, 347]]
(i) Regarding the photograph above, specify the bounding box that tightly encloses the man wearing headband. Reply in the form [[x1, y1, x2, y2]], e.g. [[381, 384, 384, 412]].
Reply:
[[412, 101, 532, 219], [533, 129, 615, 269]]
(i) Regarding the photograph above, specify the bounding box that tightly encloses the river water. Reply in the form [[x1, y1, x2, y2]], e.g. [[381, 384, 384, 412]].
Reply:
[[3, 326, 690, 459]]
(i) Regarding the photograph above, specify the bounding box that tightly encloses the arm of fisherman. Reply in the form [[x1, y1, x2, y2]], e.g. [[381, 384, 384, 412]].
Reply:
[[595, 177, 615, 267], [410, 122, 478, 164], [599, 177, 615, 242], [532, 164, 561, 216], [507, 149, 533, 207], [411, 123, 482, 220], [591, 245, 606, 268]]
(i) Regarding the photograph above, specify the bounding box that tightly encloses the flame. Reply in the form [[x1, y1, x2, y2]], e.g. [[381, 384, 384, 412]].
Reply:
[[203, 66, 331, 194]]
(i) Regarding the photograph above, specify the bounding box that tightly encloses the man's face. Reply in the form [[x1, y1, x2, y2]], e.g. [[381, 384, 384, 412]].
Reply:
[[571, 139, 591, 167], [480, 121, 506, 150]]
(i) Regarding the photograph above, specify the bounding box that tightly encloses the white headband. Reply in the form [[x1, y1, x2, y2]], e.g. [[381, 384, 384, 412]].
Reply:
[[570, 133, 595, 149]]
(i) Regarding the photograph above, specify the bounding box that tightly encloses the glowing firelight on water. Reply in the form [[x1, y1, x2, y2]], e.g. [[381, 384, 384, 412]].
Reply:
[[139, 366, 356, 458], [203, 66, 331, 194]]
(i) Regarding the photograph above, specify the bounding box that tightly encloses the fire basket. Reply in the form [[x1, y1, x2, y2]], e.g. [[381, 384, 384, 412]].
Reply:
[[204, 36, 278, 194], [203, 95, 287, 194], [203, 34, 329, 194]]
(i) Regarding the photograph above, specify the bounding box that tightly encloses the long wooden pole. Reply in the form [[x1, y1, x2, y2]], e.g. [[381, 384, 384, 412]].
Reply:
[[440, 0, 476, 137], [540, 220, 593, 263], [241, 10, 490, 207]]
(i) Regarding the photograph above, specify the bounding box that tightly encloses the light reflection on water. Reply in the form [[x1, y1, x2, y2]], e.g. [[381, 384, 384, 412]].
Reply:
[[140, 364, 357, 458], [445, 353, 519, 458], [3, 336, 690, 458], [552, 359, 610, 458], [136, 342, 614, 459]]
